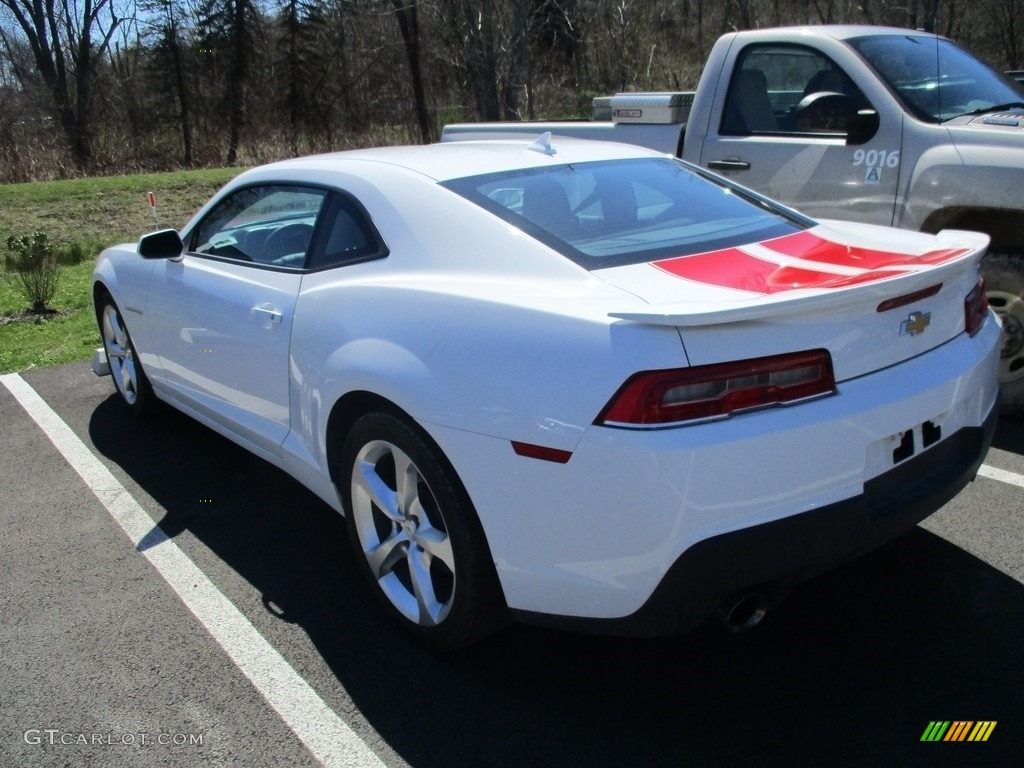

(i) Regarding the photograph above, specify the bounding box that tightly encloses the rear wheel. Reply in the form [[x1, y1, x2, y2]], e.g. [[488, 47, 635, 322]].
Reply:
[[98, 295, 157, 417], [983, 251, 1024, 416], [339, 411, 506, 650]]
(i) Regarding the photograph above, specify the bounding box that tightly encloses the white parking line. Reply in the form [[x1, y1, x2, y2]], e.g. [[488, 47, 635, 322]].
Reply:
[[977, 463, 1024, 489], [1, 373, 385, 768]]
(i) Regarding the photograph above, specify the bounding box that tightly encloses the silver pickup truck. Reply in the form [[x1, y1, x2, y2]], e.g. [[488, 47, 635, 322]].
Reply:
[[444, 25, 1024, 414]]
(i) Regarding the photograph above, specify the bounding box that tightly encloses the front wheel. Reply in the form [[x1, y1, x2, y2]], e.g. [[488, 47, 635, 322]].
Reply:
[[98, 295, 157, 417], [339, 411, 506, 650], [983, 251, 1024, 416]]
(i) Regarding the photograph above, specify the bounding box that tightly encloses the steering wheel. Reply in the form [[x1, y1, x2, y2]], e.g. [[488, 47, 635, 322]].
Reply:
[[263, 223, 313, 261]]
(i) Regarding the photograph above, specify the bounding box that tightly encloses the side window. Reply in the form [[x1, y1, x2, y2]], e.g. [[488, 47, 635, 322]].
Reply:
[[190, 185, 326, 268], [721, 45, 870, 136], [305, 192, 388, 270]]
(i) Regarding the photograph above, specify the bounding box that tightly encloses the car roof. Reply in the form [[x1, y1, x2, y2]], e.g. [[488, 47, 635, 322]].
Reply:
[[251, 137, 667, 183]]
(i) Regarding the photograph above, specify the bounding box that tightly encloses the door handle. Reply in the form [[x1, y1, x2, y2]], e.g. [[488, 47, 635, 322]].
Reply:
[[251, 304, 283, 329], [707, 159, 752, 171]]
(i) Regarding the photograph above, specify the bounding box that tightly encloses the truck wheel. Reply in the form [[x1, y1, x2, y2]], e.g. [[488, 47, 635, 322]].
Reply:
[[983, 251, 1024, 416]]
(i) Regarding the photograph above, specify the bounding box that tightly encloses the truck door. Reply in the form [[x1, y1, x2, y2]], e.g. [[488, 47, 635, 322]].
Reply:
[[698, 43, 902, 226]]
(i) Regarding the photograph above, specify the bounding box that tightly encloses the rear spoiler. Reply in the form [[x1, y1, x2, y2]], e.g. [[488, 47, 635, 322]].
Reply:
[[610, 230, 987, 327]]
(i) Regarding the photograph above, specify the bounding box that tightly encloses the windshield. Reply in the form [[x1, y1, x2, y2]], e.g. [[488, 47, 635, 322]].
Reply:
[[443, 158, 808, 270], [848, 34, 1024, 122]]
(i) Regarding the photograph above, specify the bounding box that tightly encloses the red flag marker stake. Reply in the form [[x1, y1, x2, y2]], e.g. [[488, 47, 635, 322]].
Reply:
[[148, 191, 160, 230]]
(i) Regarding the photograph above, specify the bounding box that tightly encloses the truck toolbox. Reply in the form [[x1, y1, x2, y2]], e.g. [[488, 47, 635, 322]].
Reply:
[[608, 92, 694, 124]]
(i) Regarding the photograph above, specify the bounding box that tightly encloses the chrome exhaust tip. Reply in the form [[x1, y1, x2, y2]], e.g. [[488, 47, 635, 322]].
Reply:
[[719, 592, 769, 633]]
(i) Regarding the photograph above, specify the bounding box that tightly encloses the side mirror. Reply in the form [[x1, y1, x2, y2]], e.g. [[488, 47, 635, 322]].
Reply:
[[846, 109, 880, 146], [794, 92, 858, 133], [138, 229, 184, 259]]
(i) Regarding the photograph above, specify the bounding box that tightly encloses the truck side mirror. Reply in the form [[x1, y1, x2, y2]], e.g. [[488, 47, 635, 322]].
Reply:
[[846, 109, 880, 146], [138, 229, 184, 259], [794, 92, 858, 133]]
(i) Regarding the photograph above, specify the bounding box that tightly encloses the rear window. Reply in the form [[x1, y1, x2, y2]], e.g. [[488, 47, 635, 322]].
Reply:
[[443, 157, 809, 269]]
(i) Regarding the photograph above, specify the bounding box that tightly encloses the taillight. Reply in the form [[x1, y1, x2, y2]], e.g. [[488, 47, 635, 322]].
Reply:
[[964, 277, 988, 337], [597, 349, 836, 427]]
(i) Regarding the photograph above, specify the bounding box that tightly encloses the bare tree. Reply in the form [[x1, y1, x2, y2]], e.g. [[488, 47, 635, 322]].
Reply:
[[502, 0, 534, 119], [390, 0, 432, 142], [0, 0, 127, 169], [987, 0, 1022, 67], [154, 0, 195, 164], [279, 0, 304, 155], [195, 0, 259, 163], [432, 0, 527, 121]]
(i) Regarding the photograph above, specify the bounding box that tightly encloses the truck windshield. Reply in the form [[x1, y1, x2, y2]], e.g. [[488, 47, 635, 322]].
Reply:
[[443, 158, 808, 270], [848, 34, 1024, 123]]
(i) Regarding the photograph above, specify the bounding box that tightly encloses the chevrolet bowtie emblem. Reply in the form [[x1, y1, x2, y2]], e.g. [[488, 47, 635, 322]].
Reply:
[[900, 311, 931, 336]]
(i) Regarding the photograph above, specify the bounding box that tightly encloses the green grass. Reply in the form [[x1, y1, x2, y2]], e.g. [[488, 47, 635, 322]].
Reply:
[[0, 261, 98, 371], [0, 167, 242, 373], [0, 167, 240, 248]]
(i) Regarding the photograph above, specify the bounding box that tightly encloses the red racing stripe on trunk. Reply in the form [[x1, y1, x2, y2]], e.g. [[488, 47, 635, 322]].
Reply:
[[653, 248, 779, 293], [651, 232, 969, 294], [653, 248, 911, 294], [762, 231, 970, 269]]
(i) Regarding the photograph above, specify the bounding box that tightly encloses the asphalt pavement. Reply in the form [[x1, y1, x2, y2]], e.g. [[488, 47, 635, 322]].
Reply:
[[2, 360, 1022, 767]]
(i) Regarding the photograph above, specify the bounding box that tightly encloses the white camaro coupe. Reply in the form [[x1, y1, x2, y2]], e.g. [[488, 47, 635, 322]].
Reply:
[[93, 137, 1000, 649]]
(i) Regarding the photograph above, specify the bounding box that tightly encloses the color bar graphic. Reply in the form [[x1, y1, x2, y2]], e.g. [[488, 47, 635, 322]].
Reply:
[[967, 722, 997, 742], [921, 721, 950, 741], [920, 721, 996, 742]]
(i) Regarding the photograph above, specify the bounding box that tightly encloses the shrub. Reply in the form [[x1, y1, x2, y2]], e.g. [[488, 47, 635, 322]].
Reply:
[[4, 232, 61, 313]]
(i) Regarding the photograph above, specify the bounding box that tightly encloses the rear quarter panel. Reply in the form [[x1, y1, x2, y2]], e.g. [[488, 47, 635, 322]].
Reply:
[[290, 267, 687, 470]]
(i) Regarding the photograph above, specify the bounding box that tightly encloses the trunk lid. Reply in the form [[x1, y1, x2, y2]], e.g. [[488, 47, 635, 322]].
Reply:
[[595, 222, 988, 382]]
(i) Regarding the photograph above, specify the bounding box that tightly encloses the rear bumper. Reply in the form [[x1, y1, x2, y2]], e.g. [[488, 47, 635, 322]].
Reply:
[[428, 314, 1000, 630], [513, 395, 998, 637]]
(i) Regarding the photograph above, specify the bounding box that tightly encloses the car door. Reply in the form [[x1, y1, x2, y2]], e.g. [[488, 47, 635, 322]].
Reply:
[[146, 184, 328, 456], [698, 43, 902, 226]]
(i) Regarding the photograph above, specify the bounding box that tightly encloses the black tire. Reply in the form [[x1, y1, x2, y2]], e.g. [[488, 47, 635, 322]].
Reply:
[[339, 411, 507, 650], [982, 251, 1024, 417], [97, 294, 158, 417]]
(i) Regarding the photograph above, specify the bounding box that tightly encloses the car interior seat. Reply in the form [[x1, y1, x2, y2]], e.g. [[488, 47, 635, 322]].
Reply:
[[521, 177, 574, 234], [723, 68, 779, 134]]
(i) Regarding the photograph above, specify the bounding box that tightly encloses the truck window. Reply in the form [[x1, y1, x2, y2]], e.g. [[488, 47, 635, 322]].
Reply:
[[847, 34, 1024, 123], [722, 44, 869, 136]]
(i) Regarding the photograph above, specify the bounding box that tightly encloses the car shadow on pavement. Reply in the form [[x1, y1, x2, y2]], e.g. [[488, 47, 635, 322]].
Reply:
[[88, 395, 1024, 768], [993, 413, 1024, 455]]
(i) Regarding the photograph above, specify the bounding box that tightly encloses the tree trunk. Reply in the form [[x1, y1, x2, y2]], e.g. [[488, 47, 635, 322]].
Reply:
[[461, 0, 501, 121], [226, 0, 249, 165], [168, 19, 193, 166], [391, 1, 433, 143]]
